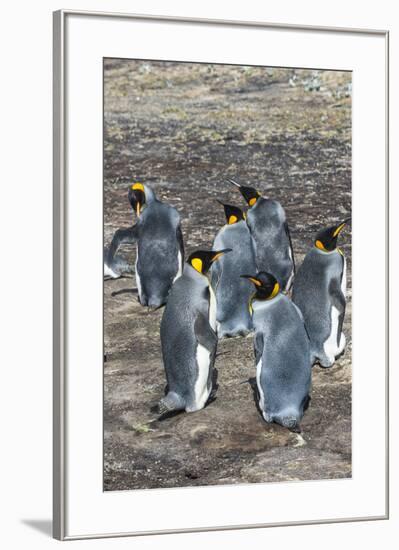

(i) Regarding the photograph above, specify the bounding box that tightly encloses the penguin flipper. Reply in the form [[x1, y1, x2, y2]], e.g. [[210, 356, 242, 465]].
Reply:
[[254, 332, 264, 365], [292, 302, 312, 343], [194, 313, 217, 352], [329, 277, 346, 346], [210, 257, 222, 292], [106, 224, 140, 265]]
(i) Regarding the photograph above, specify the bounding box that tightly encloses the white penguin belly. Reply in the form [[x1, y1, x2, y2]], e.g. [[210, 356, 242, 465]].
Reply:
[[337, 256, 347, 354], [172, 249, 183, 283], [323, 305, 340, 362], [286, 269, 294, 292], [323, 257, 347, 361], [256, 358, 266, 417], [190, 283, 216, 411], [191, 343, 211, 411], [208, 284, 217, 332], [135, 248, 143, 302], [285, 245, 295, 291]]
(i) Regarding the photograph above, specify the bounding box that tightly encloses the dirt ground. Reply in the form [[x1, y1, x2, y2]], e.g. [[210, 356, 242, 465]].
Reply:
[[103, 60, 352, 491]]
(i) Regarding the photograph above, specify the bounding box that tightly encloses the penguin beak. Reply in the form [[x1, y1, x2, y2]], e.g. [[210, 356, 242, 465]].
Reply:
[[211, 249, 232, 262], [132, 188, 145, 217], [240, 275, 262, 287], [226, 179, 241, 188], [332, 220, 348, 237]]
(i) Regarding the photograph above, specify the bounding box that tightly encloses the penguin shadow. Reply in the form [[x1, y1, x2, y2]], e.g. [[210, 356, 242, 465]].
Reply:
[[246, 377, 263, 417], [111, 287, 138, 297], [104, 274, 134, 282], [151, 369, 220, 422], [335, 348, 346, 362], [207, 367, 219, 406]]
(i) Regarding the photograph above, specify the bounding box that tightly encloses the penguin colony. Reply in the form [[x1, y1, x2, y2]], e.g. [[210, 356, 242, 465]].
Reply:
[[105, 180, 349, 433]]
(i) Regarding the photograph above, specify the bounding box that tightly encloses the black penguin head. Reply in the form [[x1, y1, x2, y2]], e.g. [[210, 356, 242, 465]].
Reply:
[[217, 200, 245, 225], [188, 249, 232, 275], [241, 271, 280, 300], [128, 182, 146, 217], [314, 219, 350, 252], [227, 179, 260, 207]]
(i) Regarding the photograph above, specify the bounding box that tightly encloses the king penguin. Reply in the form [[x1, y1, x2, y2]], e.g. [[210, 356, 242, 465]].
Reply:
[[104, 182, 185, 308], [159, 249, 231, 414], [242, 271, 312, 432], [228, 179, 295, 291], [210, 201, 257, 338], [292, 220, 349, 368]]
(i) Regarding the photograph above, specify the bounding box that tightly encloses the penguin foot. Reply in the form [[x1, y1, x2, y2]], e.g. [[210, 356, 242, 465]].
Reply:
[[318, 361, 334, 369], [217, 327, 252, 339], [315, 354, 334, 368], [237, 329, 251, 338], [288, 424, 302, 434], [147, 303, 165, 312], [158, 392, 185, 415]]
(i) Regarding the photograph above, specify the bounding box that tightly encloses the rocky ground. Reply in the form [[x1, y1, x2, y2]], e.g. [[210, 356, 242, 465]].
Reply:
[[103, 60, 352, 491]]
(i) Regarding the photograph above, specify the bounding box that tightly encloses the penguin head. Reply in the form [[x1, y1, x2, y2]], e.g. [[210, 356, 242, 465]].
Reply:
[[314, 219, 350, 252], [128, 182, 146, 217], [217, 200, 246, 225], [188, 249, 232, 275], [227, 179, 260, 207], [241, 271, 280, 301]]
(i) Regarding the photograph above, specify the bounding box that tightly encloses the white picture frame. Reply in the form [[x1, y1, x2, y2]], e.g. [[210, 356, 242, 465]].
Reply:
[[53, 9, 389, 541]]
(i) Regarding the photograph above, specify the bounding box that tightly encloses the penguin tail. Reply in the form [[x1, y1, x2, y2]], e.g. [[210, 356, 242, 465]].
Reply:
[[279, 415, 301, 433], [158, 392, 185, 415]]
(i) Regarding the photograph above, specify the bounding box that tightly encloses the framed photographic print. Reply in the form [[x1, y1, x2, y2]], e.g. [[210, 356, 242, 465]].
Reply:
[[53, 9, 389, 541]]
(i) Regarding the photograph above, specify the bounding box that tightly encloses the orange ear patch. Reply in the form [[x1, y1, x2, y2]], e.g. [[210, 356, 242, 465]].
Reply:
[[191, 258, 203, 273], [132, 182, 144, 192], [315, 240, 326, 251], [228, 215, 238, 225], [248, 197, 257, 207]]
